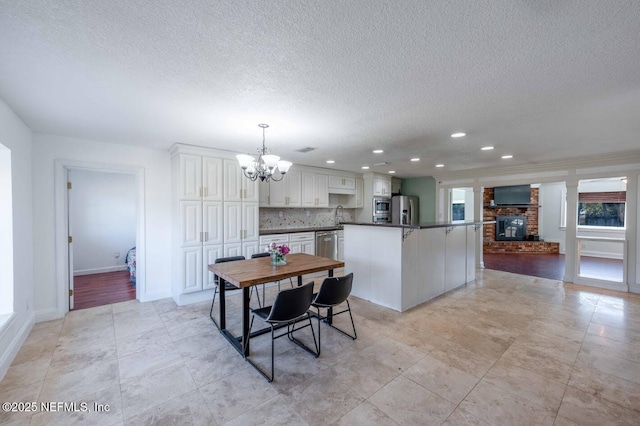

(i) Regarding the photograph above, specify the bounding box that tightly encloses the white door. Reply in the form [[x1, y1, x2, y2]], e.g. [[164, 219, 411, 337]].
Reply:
[[203, 201, 223, 245], [301, 172, 316, 207], [316, 174, 329, 207], [223, 202, 243, 244], [181, 247, 203, 293], [287, 169, 302, 207], [289, 241, 303, 254], [223, 159, 242, 202], [180, 201, 203, 247], [202, 156, 223, 201], [180, 154, 202, 200], [243, 202, 260, 241]]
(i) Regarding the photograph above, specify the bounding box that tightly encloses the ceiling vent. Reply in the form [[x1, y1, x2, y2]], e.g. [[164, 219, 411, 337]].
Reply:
[[296, 147, 317, 153], [373, 161, 390, 166]]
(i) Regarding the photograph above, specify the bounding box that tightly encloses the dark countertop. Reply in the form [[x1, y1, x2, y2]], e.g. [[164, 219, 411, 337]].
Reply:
[[259, 225, 344, 235], [341, 220, 495, 229]]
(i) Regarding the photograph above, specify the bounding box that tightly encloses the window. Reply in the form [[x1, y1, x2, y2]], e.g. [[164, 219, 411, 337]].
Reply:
[[452, 203, 465, 220], [578, 191, 625, 228]]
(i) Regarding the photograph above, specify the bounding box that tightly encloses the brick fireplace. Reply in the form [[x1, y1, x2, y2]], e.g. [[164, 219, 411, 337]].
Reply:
[[483, 187, 559, 254]]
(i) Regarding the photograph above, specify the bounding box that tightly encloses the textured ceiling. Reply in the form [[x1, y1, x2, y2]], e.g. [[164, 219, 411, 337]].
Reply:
[[1, 1, 640, 177]]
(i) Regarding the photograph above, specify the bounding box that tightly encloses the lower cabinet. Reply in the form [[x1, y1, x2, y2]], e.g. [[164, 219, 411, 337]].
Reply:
[[289, 232, 315, 255], [337, 230, 344, 261], [224, 241, 259, 259], [181, 244, 223, 294]]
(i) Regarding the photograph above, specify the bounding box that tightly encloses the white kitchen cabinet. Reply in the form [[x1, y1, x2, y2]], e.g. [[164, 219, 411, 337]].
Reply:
[[259, 180, 270, 207], [180, 246, 203, 294], [179, 155, 223, 201], [223, 201, 258, 247], [337, 230, 344, 261], [203, 245, 223, 290], [289, 232, 315, 255], [328, 176, 356, 194], [259, 234, 290, 252], [223, 159, 259, 202], [301, 172, 328, 208], [350, 178, 364, 208], [373, 177, 391, 196], [445, 226, 467, 291]]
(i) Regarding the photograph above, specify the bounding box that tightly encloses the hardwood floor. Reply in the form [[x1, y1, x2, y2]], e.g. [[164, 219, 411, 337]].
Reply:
[[73, 270, 135, 310], [483, 252, 624, 282]]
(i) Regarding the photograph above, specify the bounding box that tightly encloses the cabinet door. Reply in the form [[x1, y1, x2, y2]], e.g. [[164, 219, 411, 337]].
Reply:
[[373, 179, 383, 196], [243, 202, 259, 241], [355, 178, 364, 208], [259, 180, 270, 207], [223, 202, 242, 244], [289, 241, 303, 254], [382, 180, 391, 196], [180, 201, 202, 247], [329, 176, 343, 189], [203, 245, 223, 290], [203, 201, 223, 245], [181, 247, 203, 293], [224, 243, 243, 258], [302, 239, 315, 255], [269, 179, 286, 207], [343, 177, 356, 190], [180, 155, 202, 200], [223, 159, 242, 202], [301, 172, 316, 207], [243, 178, 259, 202], [287, 169, 302, 207], [315, 174, 329, 207], [243, 241, 260, 259], [202, 157, 223, 201]]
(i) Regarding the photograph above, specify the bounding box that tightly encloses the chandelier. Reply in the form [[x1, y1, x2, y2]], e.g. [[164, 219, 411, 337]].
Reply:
[[236, 124, 292, 182]]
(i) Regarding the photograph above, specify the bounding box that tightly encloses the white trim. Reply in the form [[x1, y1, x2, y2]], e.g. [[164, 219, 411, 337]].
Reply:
[[54, 159, 145, 317], [73, 265, 128, 276], [0, 312, 15, 340], [579, 250, 623, 260], [0, 312, 34, 381], [573, 275, 628, 292]]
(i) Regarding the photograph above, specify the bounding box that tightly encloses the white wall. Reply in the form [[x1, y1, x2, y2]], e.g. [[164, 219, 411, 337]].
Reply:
[[539, 182, 566, 253], [0, 98, 34, 380], [31, 134, 172, 318], [69, 169, 136, 274]]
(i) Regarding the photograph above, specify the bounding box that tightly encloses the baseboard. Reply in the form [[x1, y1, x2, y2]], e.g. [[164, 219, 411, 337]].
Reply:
[[73, 265, 128, 276], [629, 284, 640, 294], [35, 308, 63, 323], [0, 312, 35, 382], [139, 290, 172, 303], [573, 276, 628, 292]]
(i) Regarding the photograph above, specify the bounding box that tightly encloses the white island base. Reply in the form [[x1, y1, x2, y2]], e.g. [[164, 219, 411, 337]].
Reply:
[[344, 223, 480, 312]]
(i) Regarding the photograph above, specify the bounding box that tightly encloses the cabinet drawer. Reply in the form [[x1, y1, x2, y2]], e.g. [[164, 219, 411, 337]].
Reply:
[[289, 232, 315, 242], [259, 234, 290, 245]]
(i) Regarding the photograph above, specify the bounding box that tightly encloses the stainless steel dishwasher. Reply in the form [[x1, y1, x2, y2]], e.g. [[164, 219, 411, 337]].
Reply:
[[315, 230, 338, 260]]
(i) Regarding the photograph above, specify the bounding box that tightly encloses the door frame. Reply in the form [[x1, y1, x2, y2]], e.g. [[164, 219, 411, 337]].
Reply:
[[54, 159, 145, 316]]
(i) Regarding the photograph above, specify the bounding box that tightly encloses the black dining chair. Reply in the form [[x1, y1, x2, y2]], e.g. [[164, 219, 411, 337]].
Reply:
[[209, 255, 245, 330], [311, 272, 357, 355], [244, 282, 319, 382]]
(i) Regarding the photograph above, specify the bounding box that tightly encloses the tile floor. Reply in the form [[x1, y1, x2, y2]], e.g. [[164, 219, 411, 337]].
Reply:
[[2, 269, 640, 425]]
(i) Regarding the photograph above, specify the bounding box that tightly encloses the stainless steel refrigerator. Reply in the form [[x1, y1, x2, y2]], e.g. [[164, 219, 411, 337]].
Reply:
[[391, 195, 419, 225]]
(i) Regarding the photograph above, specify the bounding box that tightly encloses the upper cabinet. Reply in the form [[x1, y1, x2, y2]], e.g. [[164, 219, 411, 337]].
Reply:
[[223, 159, 259, 202], [268, 169, 302, 207], [301, 172, 329, 208], [328, 176, 356, 194], [373, 177, 391, 196], [179, 155, 223, 201]]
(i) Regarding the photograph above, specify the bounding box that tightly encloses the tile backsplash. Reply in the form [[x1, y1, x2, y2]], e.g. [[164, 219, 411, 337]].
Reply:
[[260, 208, 355, 230]]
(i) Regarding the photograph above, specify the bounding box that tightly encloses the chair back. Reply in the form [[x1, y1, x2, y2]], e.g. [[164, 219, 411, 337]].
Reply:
[[251, 252, 270, 259], [215, 256, 245, 264], [267, 282, 314, 323], [313, 273, 353, 307]]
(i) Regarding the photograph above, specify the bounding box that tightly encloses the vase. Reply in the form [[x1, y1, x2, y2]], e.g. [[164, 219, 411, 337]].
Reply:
[[270, 252, 287, 266]]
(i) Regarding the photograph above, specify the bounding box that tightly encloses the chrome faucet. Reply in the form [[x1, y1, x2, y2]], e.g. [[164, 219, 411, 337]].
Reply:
[[335, 205, 344, 225]]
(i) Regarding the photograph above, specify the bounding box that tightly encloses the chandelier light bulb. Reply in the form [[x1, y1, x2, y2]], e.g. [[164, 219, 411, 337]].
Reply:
[[237, 124, 292, 182]]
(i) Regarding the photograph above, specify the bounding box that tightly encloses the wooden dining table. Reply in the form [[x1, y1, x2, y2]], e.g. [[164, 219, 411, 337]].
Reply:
[[208, 253, 345, 356]]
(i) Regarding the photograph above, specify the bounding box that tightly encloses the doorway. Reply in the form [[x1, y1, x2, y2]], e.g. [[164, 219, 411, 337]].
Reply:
[[67, 168, 138, 310]]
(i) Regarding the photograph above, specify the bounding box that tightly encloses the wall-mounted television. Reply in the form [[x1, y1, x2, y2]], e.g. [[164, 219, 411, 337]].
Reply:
[[493, 185, 531, 205]]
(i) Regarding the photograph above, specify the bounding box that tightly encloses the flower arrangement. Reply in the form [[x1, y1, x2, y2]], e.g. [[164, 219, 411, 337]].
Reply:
[[267, 243, 290, 266]]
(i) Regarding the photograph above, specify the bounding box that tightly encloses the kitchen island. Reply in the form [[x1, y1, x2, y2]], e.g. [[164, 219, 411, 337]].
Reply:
[[343, 221, 491, 312]]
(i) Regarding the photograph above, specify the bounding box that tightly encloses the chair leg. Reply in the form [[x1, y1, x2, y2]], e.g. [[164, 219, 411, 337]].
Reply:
[[316, 301, 357, 341], [287, 313, 319, 358]]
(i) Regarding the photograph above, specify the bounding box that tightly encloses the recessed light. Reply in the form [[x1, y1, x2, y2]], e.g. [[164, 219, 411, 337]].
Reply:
[[388, 171, 396, 174], [361, 166, 370, 170], [326, 160, 335, 164], [410, 158, 420, 162], [451, 132, 466, 138], [435, 164, 444, 168], [501, 155, 513, 159], [481, 146, 494, 151], [373, 149, 384, 154]]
